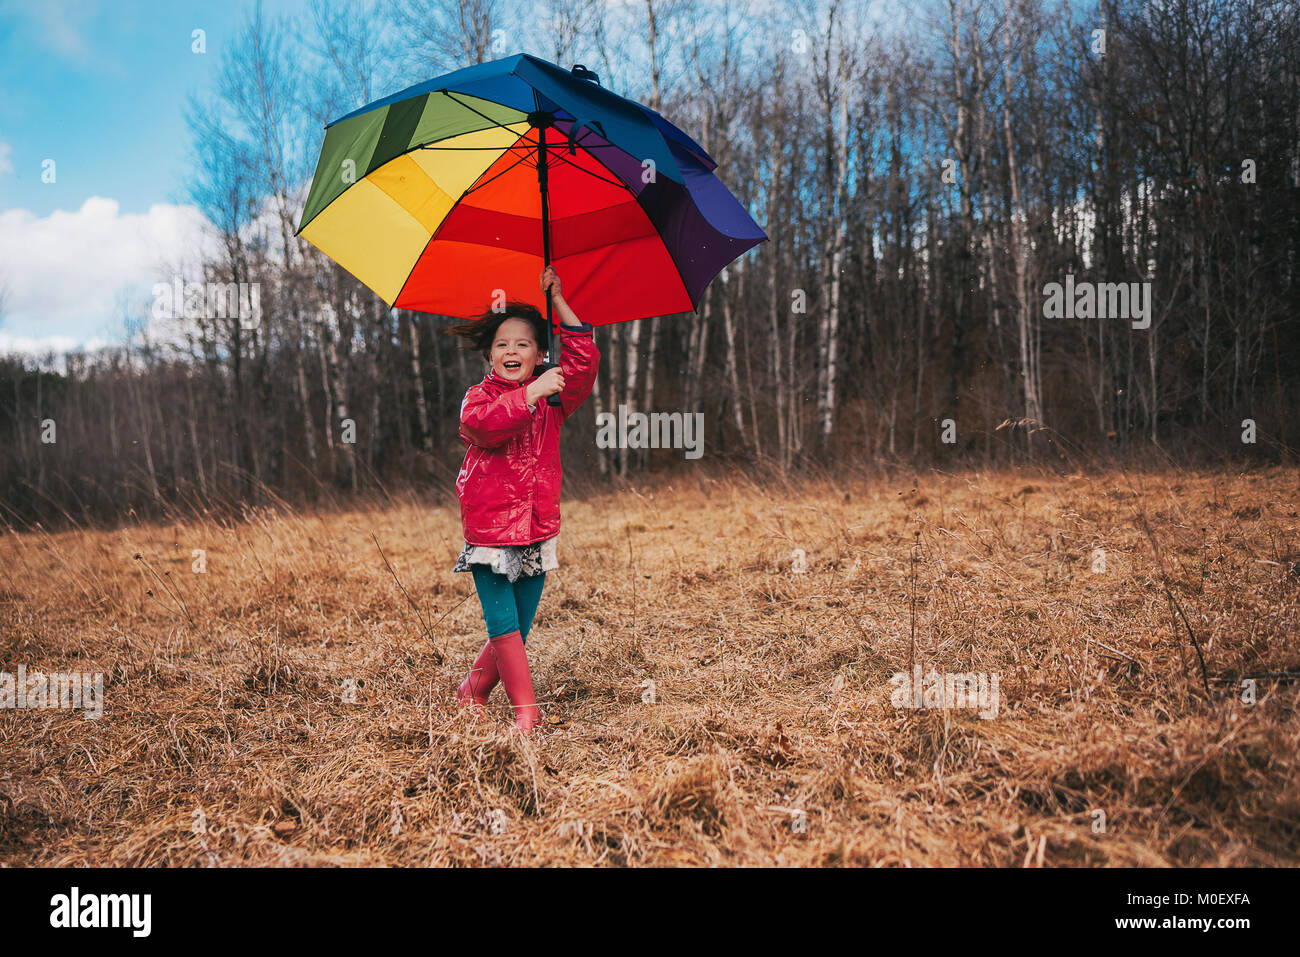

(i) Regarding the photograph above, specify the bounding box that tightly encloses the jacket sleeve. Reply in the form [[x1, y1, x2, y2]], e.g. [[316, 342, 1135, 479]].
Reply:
[[557, 321, 601, 421], [459, 384, 533, 449]]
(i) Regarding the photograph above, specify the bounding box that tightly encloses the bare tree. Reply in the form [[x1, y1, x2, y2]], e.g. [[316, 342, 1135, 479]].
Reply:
[[395, 0, 504, 72]]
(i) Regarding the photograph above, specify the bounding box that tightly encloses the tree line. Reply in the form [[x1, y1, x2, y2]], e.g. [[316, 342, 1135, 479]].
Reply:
[[2, 0, 1296, 527]]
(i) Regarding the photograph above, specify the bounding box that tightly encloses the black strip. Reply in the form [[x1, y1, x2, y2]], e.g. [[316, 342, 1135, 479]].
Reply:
[[367, 95, 428, 175], [5, 866, 1287, 943], [633, 173, 696, 309]]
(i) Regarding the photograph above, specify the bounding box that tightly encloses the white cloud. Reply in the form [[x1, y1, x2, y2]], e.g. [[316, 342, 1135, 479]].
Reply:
[[0, 331, 109, 357], [0, 196, 219, 353]]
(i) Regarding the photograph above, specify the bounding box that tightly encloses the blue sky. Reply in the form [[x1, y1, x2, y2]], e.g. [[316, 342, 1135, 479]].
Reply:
[[0, 0, 302, 218], [0, 0, 305, 354]]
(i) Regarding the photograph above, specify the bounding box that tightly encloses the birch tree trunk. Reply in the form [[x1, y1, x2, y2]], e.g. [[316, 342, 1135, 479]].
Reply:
[[635, 0, 667, 471], [318, 317, 336, 471], [639, 316, 659, 469], [620, 319, 640, 477], [366, 301, 383, 471], [606, 323, 622, 475], [720, 268, 749, 450], [186, 372, 207, 498], [129, 365, 161, 505], [817, 17, 850, 451], [430, 313, 446, 447], [687, 293, 711, 414], [737, 253, 761, 458], [329, 327, 356, 492], [591, 366, 608, 476], [408, 310, 432, 454], [293, 309, 318, 470], [766, 98, 787, 471], [1001, 9, 1042, 449]]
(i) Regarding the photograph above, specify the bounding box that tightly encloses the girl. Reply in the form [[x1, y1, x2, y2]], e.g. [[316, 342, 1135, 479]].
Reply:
[[445, 265, 600, 733]]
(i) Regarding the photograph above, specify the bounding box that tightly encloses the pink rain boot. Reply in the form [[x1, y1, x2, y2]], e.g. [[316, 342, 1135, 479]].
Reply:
[[457, 640, 500, 719], [488, 629, 542, 733]]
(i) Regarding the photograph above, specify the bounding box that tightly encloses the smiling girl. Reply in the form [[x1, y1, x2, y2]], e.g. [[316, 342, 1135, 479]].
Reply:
[[444, 266, 600, 733]]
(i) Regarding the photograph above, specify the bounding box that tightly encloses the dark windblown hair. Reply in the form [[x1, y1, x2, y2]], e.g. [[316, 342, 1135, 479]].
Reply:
[[445, 301, 549, 362]]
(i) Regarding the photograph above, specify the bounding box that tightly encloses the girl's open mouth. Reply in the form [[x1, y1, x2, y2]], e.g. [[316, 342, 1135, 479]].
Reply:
[[503, 361, 522, 371]]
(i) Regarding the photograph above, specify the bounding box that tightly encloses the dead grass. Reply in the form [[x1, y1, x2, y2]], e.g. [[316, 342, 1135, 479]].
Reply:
[[1, 466, 1297, 866]]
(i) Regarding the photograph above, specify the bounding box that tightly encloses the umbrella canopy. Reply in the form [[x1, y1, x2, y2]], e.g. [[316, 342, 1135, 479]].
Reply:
[[295, 53, 766, 326]]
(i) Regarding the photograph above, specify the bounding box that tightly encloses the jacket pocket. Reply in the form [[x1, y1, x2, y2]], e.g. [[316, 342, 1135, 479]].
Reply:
[[532, 466, 560, 525]]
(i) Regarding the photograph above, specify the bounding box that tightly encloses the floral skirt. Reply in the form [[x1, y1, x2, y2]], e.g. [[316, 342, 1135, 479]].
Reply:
[[452, 535, 558, 583]]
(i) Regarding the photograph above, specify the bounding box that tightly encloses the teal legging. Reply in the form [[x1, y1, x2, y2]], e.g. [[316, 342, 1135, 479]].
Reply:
[[470, 566, 546, 644]]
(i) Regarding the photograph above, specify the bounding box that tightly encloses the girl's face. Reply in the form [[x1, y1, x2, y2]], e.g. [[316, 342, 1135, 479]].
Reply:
[[489, 317, 541, 383]]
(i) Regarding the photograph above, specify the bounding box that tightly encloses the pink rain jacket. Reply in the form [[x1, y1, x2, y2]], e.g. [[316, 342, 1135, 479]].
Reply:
[[455, 323, 600, 546]]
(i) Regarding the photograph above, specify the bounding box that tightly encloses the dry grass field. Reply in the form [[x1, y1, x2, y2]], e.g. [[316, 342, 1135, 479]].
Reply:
[[1, 466, 1298, 866]]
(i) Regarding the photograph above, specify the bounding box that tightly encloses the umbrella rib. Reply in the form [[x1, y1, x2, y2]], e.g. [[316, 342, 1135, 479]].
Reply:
[[460, 150, 536, 199], [545, 148, 640, 198], [415, 144, 534, 150], [556, 119, 637, 194], [448, 127, 637, 200], [438, 89, 526, 137], [457, 140, 632, 201], [415, 143, 623, 149]]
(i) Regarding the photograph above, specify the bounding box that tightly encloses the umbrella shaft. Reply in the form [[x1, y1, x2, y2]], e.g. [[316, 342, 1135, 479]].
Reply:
[[535, 120, 560, 391]]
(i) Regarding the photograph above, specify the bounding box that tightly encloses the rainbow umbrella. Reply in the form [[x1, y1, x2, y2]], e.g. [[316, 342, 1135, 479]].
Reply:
[[296, 52, 766, 376]]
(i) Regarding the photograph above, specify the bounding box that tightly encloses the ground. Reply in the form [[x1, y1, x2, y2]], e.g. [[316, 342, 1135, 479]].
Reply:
[[1, 466, 1297, 865]]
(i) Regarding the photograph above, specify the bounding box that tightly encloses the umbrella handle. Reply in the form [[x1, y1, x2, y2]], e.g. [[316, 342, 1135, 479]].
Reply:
[[545, 285, 562, 407]]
